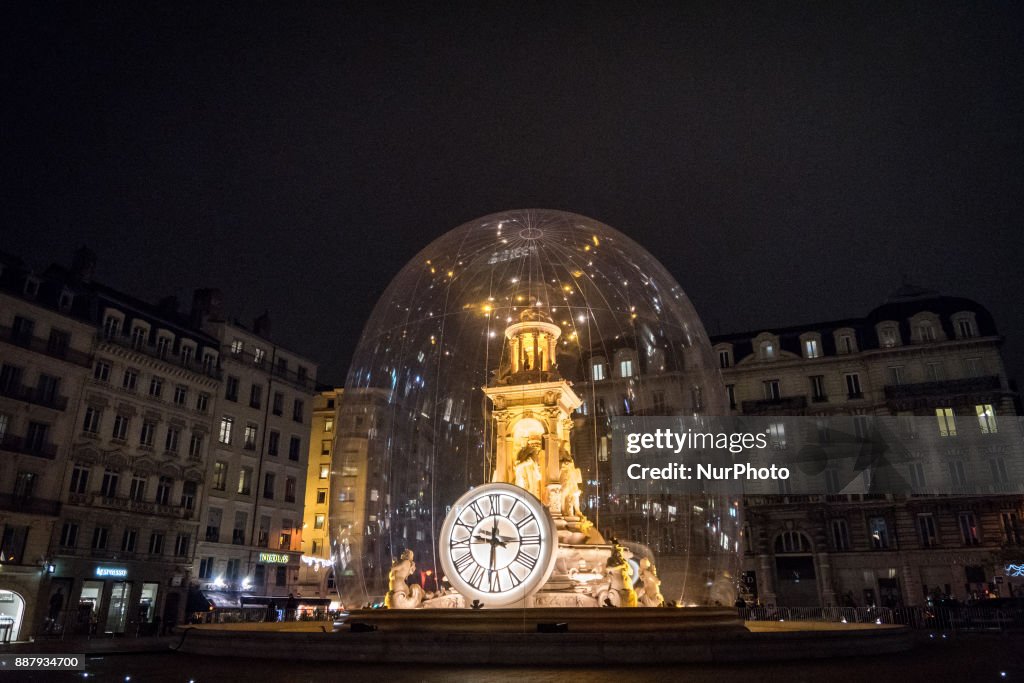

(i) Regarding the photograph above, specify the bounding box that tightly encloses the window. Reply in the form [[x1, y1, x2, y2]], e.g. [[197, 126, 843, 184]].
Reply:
[[100, 468, 119, 497], [321, 439, 332, 456], [316, 488, 327, 505], [225, 376, 239, 402], [196, 393, 209, 413], [212, 462, 228, 491], [188, 433, 203, 458], [165, 426, 180, 453], [956, 317, 976, 339], [276, 566, 287, 586], [102, 315, 120, 339], [47, 329, 70, 357], [803, 339, 820, 359], [759, 340, 776, 360], [231, 339, 244, 355], [122, 369, 138, 391], [726, 384, 736, 410], [112, 414, 129, 441], [225, 558, 241, 580], [838, 334, 855, 354], [148, 532, 164, 555], [277, 357, 288, 375], [917, 322, 936, 342], [218, 416, 233, 444], [60, 522, 78, 548], [140, 421, 156, 447], [926, 362, 943, 381], [324, 418, 334, 433], [148, 376, 163, 399], [1002, 512, 1022, 545], [935, 408, 956, 437], [949, 460, 967, 488], [25, 421, 48, 452], [14, 471, 36, 500], [69, 463, 90, 494], [768, 422, 786, 449], [202, 353, 216, 373], [263, 472, 276, 499], [267, 430, 280, 456], [824, 468, 841, 494], [244, 424, 258, 451], [232, 512, 247, 544], [181, 481, 196, 510], [180, 345, 194, 365], [91, 526, 109, 551], [917, 514, 938, 547], [831, 519, 850, 551], [198, 557, 215, 579], [121, 528, 137, 553], [908, 462, 926, 490], [592, 362, 606, 381], [249, 384, 262, 409], [879, 325, 900, 348], [155, 336, 170, 359], [205, 508, 222, 542], [319, 464, 330, 479], [869, 517, 889, 549], [285, 476, 296, 503], [238, 467, 252, 495], [886, 366, 904, 385], [289, 436, 301, 461], [976, 404, 997, 434], [129, 475, 146, 502], [619, 359, 634, 378], [845, 373, 862, 398], [93, 361, 111, 382], [173, 385, 188, 405], [293, 399, 304, 423], [0, 413, 7, 441], [82, 406, 102, 434], [718, 349, 731, 369], [257, 516, 271, 548], [991, 458, 1009, 485], [0, 363, 22, 393], [253, 347, 265, 366], [314, 514, 326, 530], [279, 519, 292, 549], [273, 392, 284, 416], [130, 326, 146, 349], [651, 390, 667, 413], [964, 357, 983, 377], [174, 533, 190, 557], [810, 375, 827, 401], [156, 476, 172, 505], [311, 539, 322, 555], [959, 512, 980, 545], [763, 380, 780, 401], [297, 366, 308, 384]]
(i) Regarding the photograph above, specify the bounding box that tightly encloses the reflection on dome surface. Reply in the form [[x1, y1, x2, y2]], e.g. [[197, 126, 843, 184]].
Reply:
[[332, 210, 740, 607]]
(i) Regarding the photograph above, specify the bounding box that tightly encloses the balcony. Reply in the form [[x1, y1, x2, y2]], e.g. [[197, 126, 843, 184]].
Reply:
[[0, 434, 58, 459], [740, 396, 808, 415], [0, 382, 69, 411], [97, 332, 222, 380], [0, 325, 92, 367], [0, 493, 61, 516], [884, 375, 1002, 409]]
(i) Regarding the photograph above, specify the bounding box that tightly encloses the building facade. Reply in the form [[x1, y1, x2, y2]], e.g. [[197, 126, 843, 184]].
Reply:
[[711, 286, 1021, 608], [192, 304, 318, 603]]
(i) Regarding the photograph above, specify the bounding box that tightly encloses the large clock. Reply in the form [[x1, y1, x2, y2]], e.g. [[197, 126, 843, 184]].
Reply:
[[438, 482, 558, 608]]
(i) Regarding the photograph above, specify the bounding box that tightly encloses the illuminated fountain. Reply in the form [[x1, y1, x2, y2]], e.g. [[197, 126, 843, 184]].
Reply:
[[332, 209, 741, 610]]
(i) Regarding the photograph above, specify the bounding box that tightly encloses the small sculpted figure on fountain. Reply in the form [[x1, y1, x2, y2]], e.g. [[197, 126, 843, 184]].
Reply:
[[513, 443, 543, 501], [558, 451, 583, 519], [636, 557, 665, 607], [602, 541, 638, 607], [385, 549, 425, 609]]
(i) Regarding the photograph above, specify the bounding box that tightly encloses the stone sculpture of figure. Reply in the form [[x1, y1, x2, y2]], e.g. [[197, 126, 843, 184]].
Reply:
[[602, 541, 638, 607], [514, 444, 543, 500], [559, 453, 583, 519], [385, 549, 425, 609], [636, 557, 665, 607]]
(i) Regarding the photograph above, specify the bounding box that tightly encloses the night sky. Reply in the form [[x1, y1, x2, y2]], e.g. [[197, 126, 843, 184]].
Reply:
[[3, 3, 1023, 386]]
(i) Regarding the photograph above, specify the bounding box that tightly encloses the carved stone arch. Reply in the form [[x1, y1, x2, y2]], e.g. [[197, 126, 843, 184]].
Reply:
[[133, 458, 158, 475], [159, 463, 182, 479], [104, 451, 129, 469], [183, 468, 204, 483], [74, 446, 102, 463]]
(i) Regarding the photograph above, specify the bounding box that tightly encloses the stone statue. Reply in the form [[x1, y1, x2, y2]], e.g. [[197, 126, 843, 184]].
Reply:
[[559, 454, 583, 519], [513, 444, 543, 500], [601, 542, 637, 607], [636, 557, 665, 607], [385, 549, 425, 609]]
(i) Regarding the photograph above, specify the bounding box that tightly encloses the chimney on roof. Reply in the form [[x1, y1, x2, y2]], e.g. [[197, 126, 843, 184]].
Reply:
[[191, 288, 224, 325], [253, 311, 271, 339], [71, 246, 96, 283]]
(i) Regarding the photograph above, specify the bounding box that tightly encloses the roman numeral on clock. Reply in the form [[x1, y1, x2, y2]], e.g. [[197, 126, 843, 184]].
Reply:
[[514, 514, 535, 530], [513, 550, 538, 571], [518, 533, 541, 546], [468, 565, 486, 589], [488, 493, 501, 515], [505, 568, 522, 588], [454, 552, 474, 573], [450, 537, 470, 549]]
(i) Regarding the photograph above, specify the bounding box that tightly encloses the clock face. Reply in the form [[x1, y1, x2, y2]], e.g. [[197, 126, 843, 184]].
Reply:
[[439, 482, 557, 607]]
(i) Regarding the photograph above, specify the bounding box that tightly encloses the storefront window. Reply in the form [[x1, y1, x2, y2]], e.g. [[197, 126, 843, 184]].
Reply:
[[138, 583, 159, 623], [105, 582, 130, 634]]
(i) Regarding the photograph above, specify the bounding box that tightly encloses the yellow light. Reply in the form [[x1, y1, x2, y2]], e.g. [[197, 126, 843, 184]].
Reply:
[[563, 285, 572, 292], [430, 267, 436, 274], [592, 235, 600, 246], [482, 304, 493, 314], [447, 270, 454, 278], [572, 270, 583, 278], [584, 245, 591, 252]]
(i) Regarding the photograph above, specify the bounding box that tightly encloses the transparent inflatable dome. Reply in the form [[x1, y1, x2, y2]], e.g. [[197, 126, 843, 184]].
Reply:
[[332, 210, 741, 607]]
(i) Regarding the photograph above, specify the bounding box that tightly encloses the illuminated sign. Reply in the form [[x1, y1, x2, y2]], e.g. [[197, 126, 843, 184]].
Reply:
[[258, 552, 291, 565], [1006, 564, 1024, 577], [96, 566, 128, 578]]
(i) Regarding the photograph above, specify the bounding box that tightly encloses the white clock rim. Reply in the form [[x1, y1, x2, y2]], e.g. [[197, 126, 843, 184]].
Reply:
[[438, 482, 558, 608]]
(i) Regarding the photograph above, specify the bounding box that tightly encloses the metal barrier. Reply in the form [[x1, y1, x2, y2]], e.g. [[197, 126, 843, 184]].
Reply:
[[739, 604, 1024, 632]]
